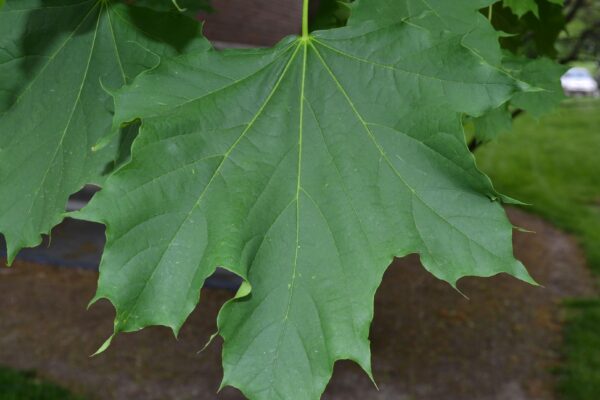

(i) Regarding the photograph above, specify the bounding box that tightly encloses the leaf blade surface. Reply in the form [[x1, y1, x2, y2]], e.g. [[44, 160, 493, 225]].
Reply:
[[82, 3, 536, 399]]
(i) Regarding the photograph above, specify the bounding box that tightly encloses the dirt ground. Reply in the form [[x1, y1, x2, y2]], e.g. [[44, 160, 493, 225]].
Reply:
[[0, 208, 596, 400]]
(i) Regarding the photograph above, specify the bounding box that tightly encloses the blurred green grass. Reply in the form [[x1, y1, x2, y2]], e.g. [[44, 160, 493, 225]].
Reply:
[[477, 98, 600, 273], [0, 366, 83, 400], [476, 98, 600, 400]]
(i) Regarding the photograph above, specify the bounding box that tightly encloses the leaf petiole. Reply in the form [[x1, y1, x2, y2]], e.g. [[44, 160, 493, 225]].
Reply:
[[171, 0, 186, 12], [302, 0, 310, 38]]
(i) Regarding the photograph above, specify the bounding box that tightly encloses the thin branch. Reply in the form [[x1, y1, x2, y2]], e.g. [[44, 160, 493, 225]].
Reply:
[[565, 0, 586, 24]]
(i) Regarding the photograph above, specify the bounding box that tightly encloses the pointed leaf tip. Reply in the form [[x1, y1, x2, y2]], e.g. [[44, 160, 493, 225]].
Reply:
[[91, 334, 115, 357]]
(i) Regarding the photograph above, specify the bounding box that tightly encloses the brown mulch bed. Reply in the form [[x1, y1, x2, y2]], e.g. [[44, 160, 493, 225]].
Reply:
[[0, 208, 596, 400]]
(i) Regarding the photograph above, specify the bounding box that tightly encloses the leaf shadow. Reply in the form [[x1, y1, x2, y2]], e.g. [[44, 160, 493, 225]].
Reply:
[[3, 0, 204, 111]]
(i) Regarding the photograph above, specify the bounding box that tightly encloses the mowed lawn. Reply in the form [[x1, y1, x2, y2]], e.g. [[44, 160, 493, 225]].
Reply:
[[476, 98, 600, 400]]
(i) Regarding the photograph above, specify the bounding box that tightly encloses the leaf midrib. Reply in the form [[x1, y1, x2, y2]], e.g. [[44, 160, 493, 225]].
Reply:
[[265, 41, 309, 399]]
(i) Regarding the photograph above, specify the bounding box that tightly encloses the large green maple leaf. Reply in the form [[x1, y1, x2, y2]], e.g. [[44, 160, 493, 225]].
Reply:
[[80, 1, 539, 399], [0, 0, 207, 262]]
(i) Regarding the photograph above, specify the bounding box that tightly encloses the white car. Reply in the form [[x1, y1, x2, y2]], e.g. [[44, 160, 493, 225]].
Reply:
[[561, 67, 599, 97]]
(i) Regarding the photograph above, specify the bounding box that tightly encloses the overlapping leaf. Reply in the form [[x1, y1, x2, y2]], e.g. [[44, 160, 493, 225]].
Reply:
[[310, 0, 351, 30], [503, 0, 563, 18], [471, 104, 514, 143], [350, 0, 503, 65], [0, 0, 208, 262], [471, 55, 565, 143], [78, 1, 541, 399], [504, 56, 566, 117], [494, 0, 565, 58], [363, 0, 566, 144]]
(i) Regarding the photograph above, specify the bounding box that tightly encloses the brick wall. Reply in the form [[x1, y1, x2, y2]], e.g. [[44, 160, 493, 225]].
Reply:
[[200, 0, 303, 46]]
